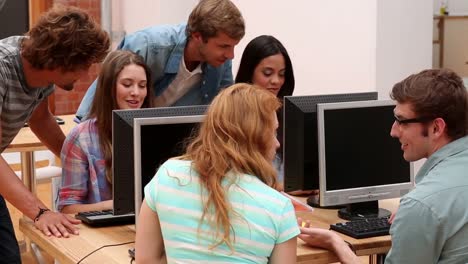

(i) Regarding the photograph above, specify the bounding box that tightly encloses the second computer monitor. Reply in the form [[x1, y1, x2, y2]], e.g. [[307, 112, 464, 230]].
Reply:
[[283, 92, 378, 193], [317, 100, 414, 220]]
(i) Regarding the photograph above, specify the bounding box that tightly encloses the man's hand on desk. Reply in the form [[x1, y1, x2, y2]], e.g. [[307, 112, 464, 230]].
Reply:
[[297, 218, 340, 249], [34, 211, 81, 238], [297, 218, 361, 264], [389, 207, 399, 224]]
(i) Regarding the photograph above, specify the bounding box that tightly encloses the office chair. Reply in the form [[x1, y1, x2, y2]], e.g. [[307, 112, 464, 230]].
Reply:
[[4, 150, 62, 184]]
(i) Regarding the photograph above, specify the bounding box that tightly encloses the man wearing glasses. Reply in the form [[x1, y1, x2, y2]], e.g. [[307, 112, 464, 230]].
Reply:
[[298, 69, 468, 264]]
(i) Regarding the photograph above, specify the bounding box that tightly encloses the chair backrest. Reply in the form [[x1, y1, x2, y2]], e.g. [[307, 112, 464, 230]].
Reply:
[[51, 176, 62, 212], [2, 150, 62, 183]]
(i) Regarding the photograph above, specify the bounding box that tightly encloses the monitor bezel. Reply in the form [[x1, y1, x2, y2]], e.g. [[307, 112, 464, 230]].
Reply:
[[282, 92, 379, 193], [317, 100, 414, 207], [112, 105, 208, 216], [133, 115, 205, 224]]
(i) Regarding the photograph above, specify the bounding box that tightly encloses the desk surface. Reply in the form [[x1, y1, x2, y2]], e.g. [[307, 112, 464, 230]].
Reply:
[[5, 115, 76, 153], [20, 218, 135, 264], [296, 198, 398, 263], [20, 199, 399, 264]]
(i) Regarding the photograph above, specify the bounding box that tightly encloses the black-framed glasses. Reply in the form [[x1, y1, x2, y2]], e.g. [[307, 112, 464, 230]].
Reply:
[[394, 116, 434, 125]]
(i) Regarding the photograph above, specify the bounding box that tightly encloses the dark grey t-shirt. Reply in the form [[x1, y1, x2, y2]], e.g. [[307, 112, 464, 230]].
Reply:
[[0, 36, 54, 151]]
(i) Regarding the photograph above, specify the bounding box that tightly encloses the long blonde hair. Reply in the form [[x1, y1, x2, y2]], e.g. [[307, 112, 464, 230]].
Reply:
[[183, 83, 281, 250]]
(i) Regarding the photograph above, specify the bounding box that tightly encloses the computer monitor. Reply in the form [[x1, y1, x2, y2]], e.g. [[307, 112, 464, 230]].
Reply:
[[283, 92, 378, 195], [112, 105, 207, 215], [317, 100, 414, 220], [0, 0, 29, 39], [133, 115, 204, 222]]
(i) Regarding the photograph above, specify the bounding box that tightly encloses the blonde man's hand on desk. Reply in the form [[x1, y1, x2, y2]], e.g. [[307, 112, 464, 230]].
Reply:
[[298, 218, 360, 264]]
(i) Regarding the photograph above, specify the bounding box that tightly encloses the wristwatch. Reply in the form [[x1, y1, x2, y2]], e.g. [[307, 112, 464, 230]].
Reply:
[[34, 207, 51, 222]]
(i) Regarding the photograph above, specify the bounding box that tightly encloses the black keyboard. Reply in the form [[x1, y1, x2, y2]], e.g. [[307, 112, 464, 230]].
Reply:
[[75, 210, 135, 226], [330, 217, 391, 239]]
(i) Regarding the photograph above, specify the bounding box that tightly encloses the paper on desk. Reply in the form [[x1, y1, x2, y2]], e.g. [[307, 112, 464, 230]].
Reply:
[[281, 191, 314, 212]]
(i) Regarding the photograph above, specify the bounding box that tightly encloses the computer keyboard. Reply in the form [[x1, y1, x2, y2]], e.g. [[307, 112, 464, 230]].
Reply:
[[330, 217, 391, 239], [75, 210, 135, 226]]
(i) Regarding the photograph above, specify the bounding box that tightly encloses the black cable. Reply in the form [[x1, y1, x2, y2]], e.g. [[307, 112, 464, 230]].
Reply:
[[76, 241, 135, 264], [129, 247, 136, 263]]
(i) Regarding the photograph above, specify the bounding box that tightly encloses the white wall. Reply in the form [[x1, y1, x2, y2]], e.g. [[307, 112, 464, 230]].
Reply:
[[121, 0, 196, 34], [376, 0, 433, 100], [232, 0, 377, 96]]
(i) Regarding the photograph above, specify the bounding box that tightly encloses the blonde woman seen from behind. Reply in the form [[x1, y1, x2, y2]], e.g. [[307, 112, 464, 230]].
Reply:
[[136, 83, 299, 263]]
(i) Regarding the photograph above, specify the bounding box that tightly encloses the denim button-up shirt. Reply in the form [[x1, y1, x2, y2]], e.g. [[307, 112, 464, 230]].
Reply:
[[76, 23, 233, 120]]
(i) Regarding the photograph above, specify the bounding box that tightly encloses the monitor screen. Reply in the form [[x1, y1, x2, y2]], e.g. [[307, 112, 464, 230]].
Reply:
[[133, 115, 204, 223], [283, 92, 378, 193], [112, 106, 207, 215], [317, 100, 414, 220]]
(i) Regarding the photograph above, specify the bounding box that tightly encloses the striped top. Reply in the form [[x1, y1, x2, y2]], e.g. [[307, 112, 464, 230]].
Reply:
[[144, 159, 300, 264], [0, 36, 54, 151]]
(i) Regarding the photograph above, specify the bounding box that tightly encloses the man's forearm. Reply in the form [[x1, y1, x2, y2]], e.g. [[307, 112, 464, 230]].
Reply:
[[29, 112, 65, 157], [331, 239, 360, 264], [0, 157, 47, 219]]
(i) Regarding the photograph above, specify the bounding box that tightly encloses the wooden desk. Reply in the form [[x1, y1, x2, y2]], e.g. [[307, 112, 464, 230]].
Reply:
[[296, 198, 399, 264], [20, 199, 399, 264], [4, 115, 76, 194], [20, 219, 135, 264]]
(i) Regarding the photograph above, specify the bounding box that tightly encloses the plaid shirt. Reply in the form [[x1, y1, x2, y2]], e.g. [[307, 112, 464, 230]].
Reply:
[[57, 119, 111, 210]]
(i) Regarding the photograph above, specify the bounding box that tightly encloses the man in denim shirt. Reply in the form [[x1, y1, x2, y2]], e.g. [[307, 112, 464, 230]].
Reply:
[[298, 69, 468, 264], [76, 0, 245, 121]]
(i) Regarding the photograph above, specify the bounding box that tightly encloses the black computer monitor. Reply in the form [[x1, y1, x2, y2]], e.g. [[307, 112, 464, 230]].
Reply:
[[112, 106, 207, 215], [317, 100, 414, 220], [0, 0, 29, 39], [133, 115, 204, 223], [283, 92, 378, 196]]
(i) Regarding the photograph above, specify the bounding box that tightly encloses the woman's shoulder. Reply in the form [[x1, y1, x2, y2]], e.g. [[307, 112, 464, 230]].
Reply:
[[151, 159, 199, 188], [157, 159, 196, 178], [65, 119, 99, 142], [161, 158, 192, 169], [72, 118, 98, 132], [235, 173, 291, 205]]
